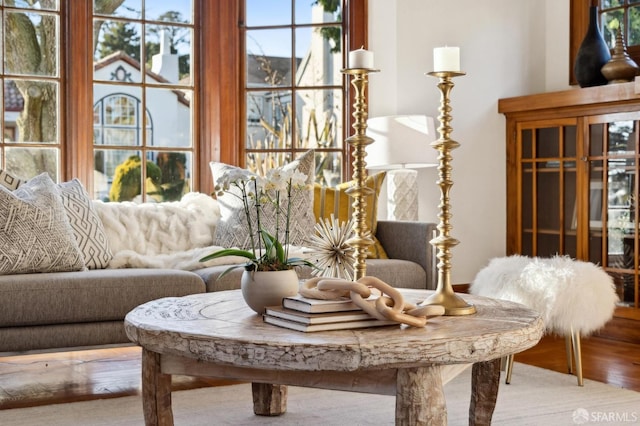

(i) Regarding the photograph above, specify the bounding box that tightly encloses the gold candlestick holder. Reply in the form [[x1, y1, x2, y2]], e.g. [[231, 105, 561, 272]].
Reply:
[[341, 67, 379, 280], [420, 71, 476, 315]]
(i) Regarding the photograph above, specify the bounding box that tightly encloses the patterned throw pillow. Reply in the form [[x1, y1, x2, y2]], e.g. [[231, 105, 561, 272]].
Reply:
[[211, 150, 316, 249], [313, 172, 388, 259], [58, 179, 114, 269], [0, 169, 114, 269], [0, 168, 24, 190], [0, 173, 85, 275]]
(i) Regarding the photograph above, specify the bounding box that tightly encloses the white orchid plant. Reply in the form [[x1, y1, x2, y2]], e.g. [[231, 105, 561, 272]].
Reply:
[[200, 165, 316, 275]]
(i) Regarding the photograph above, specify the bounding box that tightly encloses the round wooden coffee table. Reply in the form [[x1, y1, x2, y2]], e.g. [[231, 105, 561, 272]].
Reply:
[[125, 289, 543, 426]]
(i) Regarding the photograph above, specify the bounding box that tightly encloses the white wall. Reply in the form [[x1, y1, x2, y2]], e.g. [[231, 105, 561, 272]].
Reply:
[[368, 0, 571, 284]]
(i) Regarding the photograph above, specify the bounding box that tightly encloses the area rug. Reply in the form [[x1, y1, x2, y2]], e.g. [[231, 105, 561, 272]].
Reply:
[[1, 363, 638, 426]]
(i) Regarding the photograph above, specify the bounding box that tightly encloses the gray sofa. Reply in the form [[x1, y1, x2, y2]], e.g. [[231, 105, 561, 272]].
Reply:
[[0, 206, 437, 354]]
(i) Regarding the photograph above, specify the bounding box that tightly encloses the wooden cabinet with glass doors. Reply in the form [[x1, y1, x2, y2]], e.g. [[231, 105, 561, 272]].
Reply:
[[500, 82, 640, 340]]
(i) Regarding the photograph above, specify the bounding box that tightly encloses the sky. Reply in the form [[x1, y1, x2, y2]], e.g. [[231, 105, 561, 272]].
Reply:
[[245, 0, 341, 58], [105, 0, 338, 58]]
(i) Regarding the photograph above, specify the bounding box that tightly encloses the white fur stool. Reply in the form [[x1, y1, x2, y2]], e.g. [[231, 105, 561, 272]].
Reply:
[[470, 255, 618, 386]]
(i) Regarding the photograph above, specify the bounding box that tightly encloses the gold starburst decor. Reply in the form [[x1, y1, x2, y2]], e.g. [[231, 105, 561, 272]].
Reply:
[[305, 214, 356, 280]]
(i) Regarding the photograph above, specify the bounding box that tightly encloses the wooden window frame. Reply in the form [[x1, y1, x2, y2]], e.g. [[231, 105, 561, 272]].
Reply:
[[63, 0, 365, 197], [570, 0, 640, 87]]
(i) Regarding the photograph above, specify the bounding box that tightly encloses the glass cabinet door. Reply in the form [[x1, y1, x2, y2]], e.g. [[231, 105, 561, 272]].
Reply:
[[519, 122, 578, 258], [588, 117, 639, 309]]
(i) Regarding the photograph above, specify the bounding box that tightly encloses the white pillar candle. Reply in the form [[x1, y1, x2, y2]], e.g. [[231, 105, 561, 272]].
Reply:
[[348, 47, 374, 69], [433, 47, 460, 72]]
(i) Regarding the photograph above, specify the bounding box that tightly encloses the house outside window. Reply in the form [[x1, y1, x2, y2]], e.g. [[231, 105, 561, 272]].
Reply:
[[244, 0, 348, 186], [92, 1, 194, 202]]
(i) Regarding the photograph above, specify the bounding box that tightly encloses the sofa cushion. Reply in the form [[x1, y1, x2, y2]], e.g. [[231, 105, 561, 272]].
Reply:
[[313, 172, 388, 259], [58, 179, 113, 269], [211, 149, 315, 249], [0, 173, 85, 275], [0, 268, 206, 327], [365, 259, 427, 290], [0, 322, 130, 353]]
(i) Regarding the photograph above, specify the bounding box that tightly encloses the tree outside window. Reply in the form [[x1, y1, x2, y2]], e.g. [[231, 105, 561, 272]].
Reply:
[[1, 1, 61, 181]]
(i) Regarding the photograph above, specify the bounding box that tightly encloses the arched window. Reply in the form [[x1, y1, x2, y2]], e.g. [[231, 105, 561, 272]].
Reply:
[[93, 93, 153, 147]]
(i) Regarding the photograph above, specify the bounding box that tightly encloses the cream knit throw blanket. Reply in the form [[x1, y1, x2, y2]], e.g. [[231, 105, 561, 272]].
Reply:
[[92, 193, 306, 270], [93, 193, 242, 270]]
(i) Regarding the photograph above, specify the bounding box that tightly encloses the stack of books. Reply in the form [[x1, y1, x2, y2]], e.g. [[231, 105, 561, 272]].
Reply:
[[263, 294, 398, 332]]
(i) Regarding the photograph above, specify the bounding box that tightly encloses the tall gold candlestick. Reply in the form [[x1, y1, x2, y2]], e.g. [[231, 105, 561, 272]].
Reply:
[[420, 71, 476, 315], [342, 68, 379, 280]]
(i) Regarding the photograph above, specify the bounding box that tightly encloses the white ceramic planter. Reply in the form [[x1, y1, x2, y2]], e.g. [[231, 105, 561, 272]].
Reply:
[[241, 269, 299, 314]]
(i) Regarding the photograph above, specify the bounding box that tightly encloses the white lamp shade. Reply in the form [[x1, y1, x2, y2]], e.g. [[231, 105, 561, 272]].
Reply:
[[366, 115, 438, 170]]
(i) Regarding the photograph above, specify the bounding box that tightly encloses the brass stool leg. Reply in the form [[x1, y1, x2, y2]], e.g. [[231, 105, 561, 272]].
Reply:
[[505, 354, 515, 384], [570, 327, 584, 386], [565, 334, 574, 374]]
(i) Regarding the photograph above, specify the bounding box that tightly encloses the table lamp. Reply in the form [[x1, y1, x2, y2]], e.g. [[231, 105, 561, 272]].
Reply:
[[366, 115, 437, 221]]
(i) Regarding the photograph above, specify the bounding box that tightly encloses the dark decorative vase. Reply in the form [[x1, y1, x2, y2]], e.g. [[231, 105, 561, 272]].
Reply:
[[574, 6, 611, 87]]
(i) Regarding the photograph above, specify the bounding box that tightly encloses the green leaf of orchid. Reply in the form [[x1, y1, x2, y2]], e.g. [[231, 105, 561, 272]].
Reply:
[[260, 229, 286, 263], [199, 248, 256, 263]]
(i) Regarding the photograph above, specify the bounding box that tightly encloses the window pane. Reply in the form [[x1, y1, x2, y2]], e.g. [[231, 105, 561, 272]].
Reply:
[[9, 79, 58, 144], [536, 127, 560, 157], [628, 6, 640, 47], [246, 90, 292, 150], [95, 149, 142, 201], [246, 151, 293, 176], [608, 120, 634, 153], [537, 171, 561, 230], [4, 80, 23, 140], [316, 151, 342, 186], [297, 88, 343, 149], [5, 146, 58, 181], [246, 0, 291, 26], [93, 0, 142, 19], [247, 29, 292, 87], [4, 11, 59, 77], [602, 10, 623, 48], [602, 0, 623, 7], [12, 0, 59, 11], [295, 0, 341, 24], [145, 150, 191, 201], [145, 87, 191, 147], [94, 85, 144, 146], [145, 0, 192, 23], [295, 26, 342, 86], [94, 20, 143, 83], [564, 125, 577, 157], [146, 24, 192, 84]]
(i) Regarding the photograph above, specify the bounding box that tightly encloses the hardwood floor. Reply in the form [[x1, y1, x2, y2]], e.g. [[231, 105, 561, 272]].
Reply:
[[516, 334, 640, 391], [1, 335, 639, 411], [0, 346, 240, 410]]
